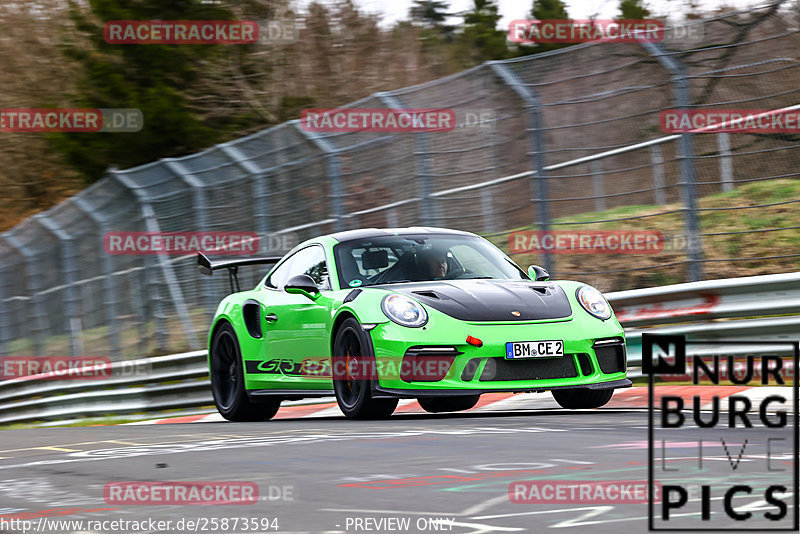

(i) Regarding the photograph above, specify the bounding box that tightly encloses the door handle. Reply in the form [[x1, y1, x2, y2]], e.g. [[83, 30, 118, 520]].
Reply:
[[264, 313, 278, 323]]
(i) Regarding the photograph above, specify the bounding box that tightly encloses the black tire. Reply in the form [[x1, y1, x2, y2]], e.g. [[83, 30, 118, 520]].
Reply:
[[418, 395, 480, 413], [210, 322, 281, 422], [332, 317, 398, 419], [551, 388, 614, 409]]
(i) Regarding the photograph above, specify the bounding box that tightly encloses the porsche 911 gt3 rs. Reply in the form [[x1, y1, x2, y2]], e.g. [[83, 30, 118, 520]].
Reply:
[[198, 227, 629, 420]]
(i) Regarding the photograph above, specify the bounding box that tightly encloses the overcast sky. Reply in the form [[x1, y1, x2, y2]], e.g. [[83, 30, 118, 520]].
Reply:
[[303, 0, 762, 27]]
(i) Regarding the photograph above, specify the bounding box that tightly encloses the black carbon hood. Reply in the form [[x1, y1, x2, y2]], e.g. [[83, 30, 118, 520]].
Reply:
[[380, 280, 573, 322]]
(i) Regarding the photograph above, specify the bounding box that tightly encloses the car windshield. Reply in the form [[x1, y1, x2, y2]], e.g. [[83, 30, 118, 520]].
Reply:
[[333, 233, 527, 289]]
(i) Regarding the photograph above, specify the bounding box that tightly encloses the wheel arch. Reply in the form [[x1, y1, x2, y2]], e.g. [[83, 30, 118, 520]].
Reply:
[[207, 316, 233, 367], [330, 310, 359, 354]]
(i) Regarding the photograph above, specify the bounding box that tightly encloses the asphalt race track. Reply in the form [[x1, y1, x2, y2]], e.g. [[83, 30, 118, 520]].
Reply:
[[0, 395, 796, 534]]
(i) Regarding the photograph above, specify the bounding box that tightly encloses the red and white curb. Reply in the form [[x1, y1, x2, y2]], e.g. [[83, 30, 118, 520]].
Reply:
[[126, 386, 781, 425]]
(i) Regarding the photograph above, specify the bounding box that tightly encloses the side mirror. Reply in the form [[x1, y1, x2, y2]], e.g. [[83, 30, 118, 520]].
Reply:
[[285, 274, 320, 300], [527, 265, 550, 281]]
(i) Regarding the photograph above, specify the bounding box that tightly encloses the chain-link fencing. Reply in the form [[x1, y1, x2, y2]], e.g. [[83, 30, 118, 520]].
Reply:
[[1, 1, 798, 360]]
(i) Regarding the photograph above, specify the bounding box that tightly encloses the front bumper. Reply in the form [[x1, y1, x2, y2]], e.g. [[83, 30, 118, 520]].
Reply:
[[373, 378, 632, 398], [367, 314, 627, 393]]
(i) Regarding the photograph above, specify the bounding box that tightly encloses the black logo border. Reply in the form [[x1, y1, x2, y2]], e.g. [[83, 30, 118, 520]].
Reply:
[[646, 336, 799, 532]]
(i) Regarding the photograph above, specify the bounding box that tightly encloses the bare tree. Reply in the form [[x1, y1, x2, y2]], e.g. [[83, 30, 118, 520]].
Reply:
[[0, 1, 82, 229]]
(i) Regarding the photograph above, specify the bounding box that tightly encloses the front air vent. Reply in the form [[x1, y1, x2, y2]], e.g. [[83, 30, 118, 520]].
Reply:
[[461, 358, 482, 381], [576, 353, 593, 376], [413, 290, 440, 299], [480, 356, 578, 381], [593, 341, 626, 374], [401, 346, 462, 382], [343, 288, 362, 303]]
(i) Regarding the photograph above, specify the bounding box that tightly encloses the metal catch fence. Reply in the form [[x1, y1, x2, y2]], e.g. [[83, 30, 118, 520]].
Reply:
[[1, 2, 798, 360]]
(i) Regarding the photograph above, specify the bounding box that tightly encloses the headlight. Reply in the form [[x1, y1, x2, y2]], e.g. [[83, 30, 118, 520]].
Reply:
[[381, 294, 428, 327], [576, 285, 612, 320]]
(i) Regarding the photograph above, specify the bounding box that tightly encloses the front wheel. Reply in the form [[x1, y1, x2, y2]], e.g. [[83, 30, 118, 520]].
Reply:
[[332, 318, 398, 419], [210, 322, 281, 421], [418, 395, 480, 413], [551, 388, 613, 409]]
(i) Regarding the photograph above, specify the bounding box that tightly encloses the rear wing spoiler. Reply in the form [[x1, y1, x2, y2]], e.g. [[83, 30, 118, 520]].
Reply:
[[197, 251, 282, 293]]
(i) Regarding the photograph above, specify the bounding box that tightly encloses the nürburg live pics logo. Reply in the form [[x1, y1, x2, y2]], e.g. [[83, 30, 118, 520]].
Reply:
[[644, 334, 798, 531]]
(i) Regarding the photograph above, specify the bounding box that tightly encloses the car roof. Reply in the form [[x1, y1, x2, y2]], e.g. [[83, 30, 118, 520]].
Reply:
[[329, 226, 475, 243]]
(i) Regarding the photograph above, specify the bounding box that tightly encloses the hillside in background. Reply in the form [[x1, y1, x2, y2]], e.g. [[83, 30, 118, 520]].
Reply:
[[499, 179, 800, 292], [0, 0, 508, 230], [0, 0, 761, 231]]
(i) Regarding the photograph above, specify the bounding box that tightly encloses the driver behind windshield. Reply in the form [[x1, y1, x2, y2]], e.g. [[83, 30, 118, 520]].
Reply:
[[415, 246, 449, 280]]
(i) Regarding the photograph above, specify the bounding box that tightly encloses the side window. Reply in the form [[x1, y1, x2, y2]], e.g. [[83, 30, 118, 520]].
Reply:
[[292, 246, 330, 290], [265, 255, 296, 289], [267, 246, 330, 290]]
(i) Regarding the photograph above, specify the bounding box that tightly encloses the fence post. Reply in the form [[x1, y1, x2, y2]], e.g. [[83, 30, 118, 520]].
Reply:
[[111, 170, 201, 351], [220, 144, 270, 237], [650, 144, 667, 205], [386, 208, 399, 228], [375, 92, 438, 227], [592, 160, 606, 212], [0, 263, 9, 356], [34, 215, 83, 358], [72, 196, 122, 358], [293, 122, 345, 232], [718, 132, 734, 192], [640, 41, 704, 282], [163, 159, 216, 314], [484, 115, 503, 234], [130, 263, 150, 354], [3, 234, 48, 356], [488, 62, 553, 275], [480, 188, 498, 234]]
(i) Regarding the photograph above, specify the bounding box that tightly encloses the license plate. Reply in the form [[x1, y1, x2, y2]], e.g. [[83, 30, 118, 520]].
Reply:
[[505, 340, 564, 359]]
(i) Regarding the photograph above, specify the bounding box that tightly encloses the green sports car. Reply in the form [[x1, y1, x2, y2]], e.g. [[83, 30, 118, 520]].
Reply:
[[198, 227, 629, 421]]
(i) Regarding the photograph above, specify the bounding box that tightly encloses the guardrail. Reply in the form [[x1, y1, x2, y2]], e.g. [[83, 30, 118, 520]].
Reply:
[[1, 272, 797, 424], [608, 271, 800, 373], [0, 351, 209, 425]]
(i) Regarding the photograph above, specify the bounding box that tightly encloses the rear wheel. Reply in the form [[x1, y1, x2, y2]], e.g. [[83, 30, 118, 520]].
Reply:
[[332, 318, 398, 419], [210, 323, 281, 421], [551, 388, 613, 409], [418, 395, 480, 413]]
